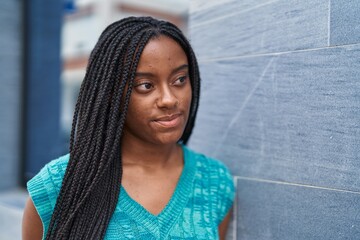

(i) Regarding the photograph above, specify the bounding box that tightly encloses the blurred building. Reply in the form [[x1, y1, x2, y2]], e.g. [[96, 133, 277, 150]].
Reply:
[[0, 0, 188, 238]]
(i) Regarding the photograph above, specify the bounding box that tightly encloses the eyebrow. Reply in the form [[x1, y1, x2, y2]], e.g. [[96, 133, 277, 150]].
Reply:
[[135, 64, 189, 78]]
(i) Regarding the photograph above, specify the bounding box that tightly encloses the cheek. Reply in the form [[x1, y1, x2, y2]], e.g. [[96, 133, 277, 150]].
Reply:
[[125, 99, 143, 124], [178, 88, 192, 119], [126, 97, 154, 124], [184, 95, 192, 110], [183, 87, 192, 110]]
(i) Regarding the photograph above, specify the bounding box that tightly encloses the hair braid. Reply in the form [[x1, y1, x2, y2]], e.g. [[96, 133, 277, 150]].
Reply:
[[50, 23, 152, 233], [60, 28, 151, 239], [67, 23, 151, 211], [46, 16, 201, 239]]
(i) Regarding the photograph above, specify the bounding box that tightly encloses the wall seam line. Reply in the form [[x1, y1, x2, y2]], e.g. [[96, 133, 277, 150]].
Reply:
[[235, 176, 360, 195], [197, 42, 360, 62], [328, 0, 331, 46]]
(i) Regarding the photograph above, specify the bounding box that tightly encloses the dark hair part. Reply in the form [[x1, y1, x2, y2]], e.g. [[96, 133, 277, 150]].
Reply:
[[46, 16, 200, 239]]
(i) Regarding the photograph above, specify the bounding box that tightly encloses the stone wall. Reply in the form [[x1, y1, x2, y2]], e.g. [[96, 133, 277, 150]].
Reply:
[[189, 1, 360, 239]]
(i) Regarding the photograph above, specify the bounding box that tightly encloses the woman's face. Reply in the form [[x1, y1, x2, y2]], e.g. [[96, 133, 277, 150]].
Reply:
[[123, 35, 192, 146]]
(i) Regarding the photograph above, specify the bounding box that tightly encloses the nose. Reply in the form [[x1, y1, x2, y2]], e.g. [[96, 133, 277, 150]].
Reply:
[[156, 85, 179, 109]]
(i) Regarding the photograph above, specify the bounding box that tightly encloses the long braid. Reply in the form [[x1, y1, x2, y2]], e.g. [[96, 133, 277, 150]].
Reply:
[[63, 29, 152, 239], [46, 16, 201, 239], [60, 25, 132, 219], [67, 23, 151, 214], [48, 25, 132, 237]]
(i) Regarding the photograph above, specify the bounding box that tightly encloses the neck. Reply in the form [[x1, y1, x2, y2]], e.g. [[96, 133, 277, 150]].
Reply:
[[121, 139, 182, 169]]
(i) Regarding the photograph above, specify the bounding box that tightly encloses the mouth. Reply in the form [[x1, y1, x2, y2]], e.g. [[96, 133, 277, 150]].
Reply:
[[153, 113, 182, 128]]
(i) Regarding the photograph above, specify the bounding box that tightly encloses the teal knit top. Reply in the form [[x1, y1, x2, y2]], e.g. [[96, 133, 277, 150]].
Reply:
[[27, 145, 235, 239]]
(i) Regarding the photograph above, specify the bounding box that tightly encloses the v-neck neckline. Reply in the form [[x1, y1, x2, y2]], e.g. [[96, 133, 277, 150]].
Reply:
[[117, 145, 196, 239]]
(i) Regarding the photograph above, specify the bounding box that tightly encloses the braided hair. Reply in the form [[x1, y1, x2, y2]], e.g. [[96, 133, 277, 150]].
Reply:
[[46, 16, 200, 239]]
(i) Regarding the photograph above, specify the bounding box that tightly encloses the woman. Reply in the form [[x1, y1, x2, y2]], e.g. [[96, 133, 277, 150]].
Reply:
[[22, 16, 235, 240]]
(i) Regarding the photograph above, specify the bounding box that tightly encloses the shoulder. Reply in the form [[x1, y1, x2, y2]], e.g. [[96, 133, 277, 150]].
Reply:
[[28, 154, 70, 192], [43, 154, 70, 177], [183, 145, 233, 182], [26, 154, 70, 238], [183, 146, 235, 224], [47, 153, 70, 169], [27, 153, 70, 201], [44, 154, 70, 179]]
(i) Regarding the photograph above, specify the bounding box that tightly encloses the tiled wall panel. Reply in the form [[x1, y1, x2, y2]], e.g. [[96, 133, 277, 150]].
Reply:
[[190, 45, 360, 192], [236, 178, 360, 240], [330, 0, 360, 46], [189, 0, 329, 59], [190, 0, 275, 26]]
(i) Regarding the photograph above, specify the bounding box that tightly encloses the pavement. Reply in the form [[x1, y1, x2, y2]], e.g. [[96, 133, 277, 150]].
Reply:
[[0, 188, 28, 240]]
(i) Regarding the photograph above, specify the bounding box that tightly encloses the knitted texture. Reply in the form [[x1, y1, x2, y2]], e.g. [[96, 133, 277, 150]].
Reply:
[[27, 145, 235, 239]]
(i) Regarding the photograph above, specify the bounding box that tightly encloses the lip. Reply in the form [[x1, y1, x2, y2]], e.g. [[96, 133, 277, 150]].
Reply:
[[153, 113, 182, 128]]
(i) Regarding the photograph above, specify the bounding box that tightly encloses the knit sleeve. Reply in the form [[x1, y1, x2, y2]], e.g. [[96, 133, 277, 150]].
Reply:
[[26, 154, 69, 239], [211, 160, 236, 225]]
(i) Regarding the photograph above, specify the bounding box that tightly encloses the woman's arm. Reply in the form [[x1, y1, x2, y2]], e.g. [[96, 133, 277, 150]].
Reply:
[[218, 208, 232, 240], [22, 197, 43, 240]]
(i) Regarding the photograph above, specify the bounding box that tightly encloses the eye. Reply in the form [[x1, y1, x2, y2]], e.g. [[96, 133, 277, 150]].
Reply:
[[135, 82, 154, 93], [174, 75, 188, 86]]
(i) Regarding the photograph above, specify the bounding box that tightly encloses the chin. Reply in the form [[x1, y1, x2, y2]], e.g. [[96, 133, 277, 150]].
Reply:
[[153, 132, 183, 146]]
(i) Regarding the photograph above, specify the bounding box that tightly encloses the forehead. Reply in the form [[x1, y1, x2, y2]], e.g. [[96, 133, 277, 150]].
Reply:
[[137, 36, 188, 68]]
